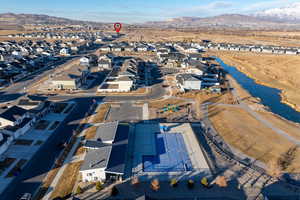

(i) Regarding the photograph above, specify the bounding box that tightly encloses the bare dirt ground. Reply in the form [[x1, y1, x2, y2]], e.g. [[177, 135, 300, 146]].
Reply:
[[211, 51, 300, 112]]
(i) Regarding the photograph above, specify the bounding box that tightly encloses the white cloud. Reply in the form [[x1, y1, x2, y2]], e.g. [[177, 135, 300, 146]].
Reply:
[[240, 0, 300, 13], [167, 1, 235, 17]]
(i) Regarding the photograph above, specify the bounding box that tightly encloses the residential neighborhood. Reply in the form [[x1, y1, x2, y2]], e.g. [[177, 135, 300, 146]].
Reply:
[[1, 9, 300, 200]]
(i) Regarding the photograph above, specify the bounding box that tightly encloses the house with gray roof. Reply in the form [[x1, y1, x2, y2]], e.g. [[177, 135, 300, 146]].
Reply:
[[176, 74, 202, 90], [0, 106, 28, 128], [80, 122, 129, 182]]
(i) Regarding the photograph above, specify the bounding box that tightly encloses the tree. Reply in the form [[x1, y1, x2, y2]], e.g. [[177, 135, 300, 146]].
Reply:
[[187, 180, 194, 189], [111, 186, 119, 196], [76, 186, 83, 194], [151, 179, 160, 191], [170, 178, 178, 187], [278, 146, 298, 171], [95, 181, 103, 191]]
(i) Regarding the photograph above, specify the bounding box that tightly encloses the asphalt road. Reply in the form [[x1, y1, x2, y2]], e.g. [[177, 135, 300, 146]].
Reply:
[[0, 44, 166, 199], [1, 97, 100, 200], [0, 47, 100, 104], [1, 83, 165, 199], [0, 57, 75, 103], [47, 84, 165, 102]]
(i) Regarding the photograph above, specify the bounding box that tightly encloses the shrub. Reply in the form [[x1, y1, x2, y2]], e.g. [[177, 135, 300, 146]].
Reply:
[[111, 186, 119, 196], [151, 179, 160, 191], [170, 178, 178, 187], [76, 186, 83, 194], [95, 181, 103, 191], [187, 180, 194, 189], [268, 159, 282, 178], [215, 176, 227, 187]]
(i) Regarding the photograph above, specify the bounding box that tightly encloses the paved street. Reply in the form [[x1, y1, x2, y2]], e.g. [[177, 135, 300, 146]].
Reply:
[[1, 97, 97, 200], [0, 42, 168, 199]]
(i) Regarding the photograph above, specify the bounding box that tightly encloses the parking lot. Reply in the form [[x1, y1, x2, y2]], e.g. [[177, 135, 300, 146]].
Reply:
[[106, 102, 143, 122]]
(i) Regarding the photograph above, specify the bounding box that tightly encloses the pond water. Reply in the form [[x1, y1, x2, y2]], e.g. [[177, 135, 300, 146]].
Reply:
[[216, 58, 300, 124]]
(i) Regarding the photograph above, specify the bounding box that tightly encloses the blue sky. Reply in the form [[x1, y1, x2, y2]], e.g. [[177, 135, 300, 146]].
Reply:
[[1, 0, 299, 23]]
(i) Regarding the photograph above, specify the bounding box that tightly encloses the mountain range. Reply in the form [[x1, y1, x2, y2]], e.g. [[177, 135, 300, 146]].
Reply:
[[254, 2, 300, 23], [144, 3, 300, 30], [1, 2, 300, 31], [0, 13, 107, 30]]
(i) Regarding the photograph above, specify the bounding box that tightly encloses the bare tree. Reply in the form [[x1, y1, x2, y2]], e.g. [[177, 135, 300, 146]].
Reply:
[[278, 146, 298, 171]]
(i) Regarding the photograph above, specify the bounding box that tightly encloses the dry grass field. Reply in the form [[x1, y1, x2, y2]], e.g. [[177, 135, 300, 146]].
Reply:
[[50, 161, 83, 199], [209, 105, 300, 173], [212, 51, 300, 112], [2, 27, 300, 47], [121, 28, 300, 47]]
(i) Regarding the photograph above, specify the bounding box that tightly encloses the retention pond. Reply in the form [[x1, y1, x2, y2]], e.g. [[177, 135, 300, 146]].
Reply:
[[216, 58, 300, 124]]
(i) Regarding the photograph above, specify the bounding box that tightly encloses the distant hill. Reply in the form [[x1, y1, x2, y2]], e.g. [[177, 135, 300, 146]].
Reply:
[[2, 12, 300, 31], [0, 13, 107, 29], [144, 14, 300, 30]]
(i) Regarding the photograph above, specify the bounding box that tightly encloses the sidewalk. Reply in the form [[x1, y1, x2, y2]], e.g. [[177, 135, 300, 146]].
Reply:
[[41, 102, 101, 200]]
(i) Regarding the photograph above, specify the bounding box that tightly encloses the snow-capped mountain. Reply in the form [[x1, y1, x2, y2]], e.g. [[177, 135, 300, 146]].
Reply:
[[255, 3, 300, 22]]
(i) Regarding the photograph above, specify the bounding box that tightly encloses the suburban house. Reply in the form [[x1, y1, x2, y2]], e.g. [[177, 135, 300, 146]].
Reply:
[[0, 106, 28, 128], [59, 48, 70, 56], [273, 48, 285, 54], [17, 96, 43, 110], [176, 74, 202, 91], [80, 121, 129, 182], [0, 132, 13, 155], [111, 45, 122, 52], [98, 60, 111, 70], [285, 49, 298, 55], [125, 46, 135, 52], [239, 46, 251, 52], [99, 46, 111, 51], [117, 76, 135, 91], [0, 105, 37, 144], [262, 48, 273, 54], [188, 53, 203, 61], [98, 67, 136, 93], [51, 65, 90, 90], [80, 57, 90, 66], [136, 45, 148, 52], [182, 60, 207, 75], [251, 47, 262, 53]]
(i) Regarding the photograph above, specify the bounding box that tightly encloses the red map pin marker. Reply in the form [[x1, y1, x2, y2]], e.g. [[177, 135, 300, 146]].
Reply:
[[114, 23, 122, 33]]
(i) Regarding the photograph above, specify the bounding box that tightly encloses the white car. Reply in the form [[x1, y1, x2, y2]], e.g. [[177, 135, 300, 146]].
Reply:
[[19, 193, 32, 200]]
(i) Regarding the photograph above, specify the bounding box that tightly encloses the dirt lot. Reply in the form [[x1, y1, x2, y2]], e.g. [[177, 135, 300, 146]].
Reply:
[[209, 105, 300, 173], [212, 51, 300, 112]]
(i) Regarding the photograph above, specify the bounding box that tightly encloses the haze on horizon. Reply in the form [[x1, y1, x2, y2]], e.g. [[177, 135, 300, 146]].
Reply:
[[1, 0, 300, 23]]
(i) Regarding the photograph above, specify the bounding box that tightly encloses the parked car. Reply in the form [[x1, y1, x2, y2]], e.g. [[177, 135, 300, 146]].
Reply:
[[19, 193, 32, 200]]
